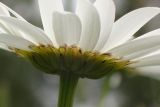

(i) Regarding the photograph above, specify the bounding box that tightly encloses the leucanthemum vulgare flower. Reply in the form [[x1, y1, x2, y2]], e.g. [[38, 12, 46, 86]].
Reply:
[[0, 0, 160, 107]]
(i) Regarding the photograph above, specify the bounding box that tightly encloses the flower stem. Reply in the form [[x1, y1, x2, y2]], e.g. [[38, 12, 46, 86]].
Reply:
[[58, 72, 79, 107]]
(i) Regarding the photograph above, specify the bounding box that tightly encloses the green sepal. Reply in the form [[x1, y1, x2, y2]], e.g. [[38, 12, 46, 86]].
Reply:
[[15, 45, 132, 79]]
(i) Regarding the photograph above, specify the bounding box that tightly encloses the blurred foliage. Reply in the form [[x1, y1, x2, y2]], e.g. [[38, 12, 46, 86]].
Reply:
[[120, 76, 160, 107], [0, 50, 43, 107]]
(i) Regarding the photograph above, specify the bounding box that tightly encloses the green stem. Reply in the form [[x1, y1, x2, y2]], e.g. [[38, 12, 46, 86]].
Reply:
[[58, 72, 79, 107]]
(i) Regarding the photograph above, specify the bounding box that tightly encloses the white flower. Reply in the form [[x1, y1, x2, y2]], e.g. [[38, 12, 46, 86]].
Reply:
[[0, 0, 160, 79]]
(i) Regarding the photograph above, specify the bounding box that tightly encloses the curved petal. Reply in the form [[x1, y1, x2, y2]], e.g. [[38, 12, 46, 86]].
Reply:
[[123, 45, 160, 60], [0, 2, 26, 21], [0, 21, 10, 33], [141, 49, 160, 59], [130, 53, 160, 67], [62, 0, 77, 12], [102, 7, 160, 51], [109, 34, 160, 58], [53, 12, 81, 46], [133, 49, 160, 61], [90, 0, 95, 3], [38, 0, 64, 46], [0, 33, 34, 50], [0, 16, 52, 45], [0, 3, 10, 16], [76, 0, 100, 51], [94, 0, 115, 51], [136, 66, 160, 80], [135, 28, 160, 40], [0, 43, 10, 51]]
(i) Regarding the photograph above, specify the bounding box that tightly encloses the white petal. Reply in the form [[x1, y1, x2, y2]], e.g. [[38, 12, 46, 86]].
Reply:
[[0, 2, 26, 21], [0, 43, 10, 51], [0, 22, 10, 33], [76, 0, 100, 51], [53, 12, 81, 46], [0, 33, 34, 50], [90, 0, 95, 3], [142, 49, 160, 59], [93, 0, 115, 51], [136, 66, 160, 80], [122, 29, 160, 59], [123, 45, 160, 60], [109, 35, 160, 59], [0, 16, 52, 45], [109, 28, 160, 59], [132, 49, 160, 61], [130, 53, 160, 67], [102, 7, 160, 51], [62, 0, 77, 12], [0, 4, 10, 16], [38, 0, 64, 46], [135, 28, 160, 40]]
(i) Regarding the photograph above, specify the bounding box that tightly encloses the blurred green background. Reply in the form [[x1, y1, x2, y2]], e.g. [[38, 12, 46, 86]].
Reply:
[[0, 0, 160, 107]]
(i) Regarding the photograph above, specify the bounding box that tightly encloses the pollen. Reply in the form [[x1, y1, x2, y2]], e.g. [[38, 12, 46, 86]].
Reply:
[[15, 45, 133, 79]]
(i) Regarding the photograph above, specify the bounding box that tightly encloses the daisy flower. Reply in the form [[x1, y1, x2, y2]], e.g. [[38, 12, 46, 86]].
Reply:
[[0, 0, 160, 107]]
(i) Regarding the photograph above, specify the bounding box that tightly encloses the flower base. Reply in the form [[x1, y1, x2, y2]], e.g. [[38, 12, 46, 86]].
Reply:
[[15, 45, 132, 79]]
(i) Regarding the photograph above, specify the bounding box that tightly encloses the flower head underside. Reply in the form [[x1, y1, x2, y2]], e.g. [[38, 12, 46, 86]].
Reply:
[[0, 0, 160, 79]]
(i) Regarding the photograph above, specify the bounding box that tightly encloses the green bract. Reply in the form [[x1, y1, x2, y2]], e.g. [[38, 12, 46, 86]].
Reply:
[[15, 45, 132, 79]]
